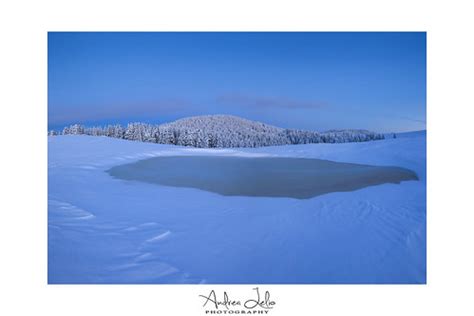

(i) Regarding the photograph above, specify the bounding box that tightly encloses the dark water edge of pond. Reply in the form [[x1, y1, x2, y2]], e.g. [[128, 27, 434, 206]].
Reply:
[[106, 156, 418, 199]]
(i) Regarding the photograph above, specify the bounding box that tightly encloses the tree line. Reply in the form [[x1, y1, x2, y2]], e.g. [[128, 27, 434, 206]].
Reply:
[[48, 115, 384, 148]]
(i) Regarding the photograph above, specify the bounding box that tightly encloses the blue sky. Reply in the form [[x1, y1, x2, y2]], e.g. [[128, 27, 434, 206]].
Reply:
[[48, 32, 426, 132]]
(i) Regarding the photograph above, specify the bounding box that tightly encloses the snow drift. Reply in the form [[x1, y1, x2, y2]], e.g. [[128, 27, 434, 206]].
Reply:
[[48, 131, 426, 284]]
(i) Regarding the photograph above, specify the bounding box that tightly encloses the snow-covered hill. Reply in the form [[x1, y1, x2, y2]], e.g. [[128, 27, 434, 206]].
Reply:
[[52, 115, 385, 148]]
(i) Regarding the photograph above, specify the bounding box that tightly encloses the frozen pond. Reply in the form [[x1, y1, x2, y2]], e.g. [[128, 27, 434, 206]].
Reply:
[[107, 156, 418, 199]]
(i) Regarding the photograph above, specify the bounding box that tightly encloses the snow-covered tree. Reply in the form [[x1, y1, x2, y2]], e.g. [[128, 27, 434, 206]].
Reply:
[[51, 115, 384, 147]]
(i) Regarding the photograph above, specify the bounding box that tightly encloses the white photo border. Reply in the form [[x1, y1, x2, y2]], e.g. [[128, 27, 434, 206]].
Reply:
[[1, 0, 473, 315]]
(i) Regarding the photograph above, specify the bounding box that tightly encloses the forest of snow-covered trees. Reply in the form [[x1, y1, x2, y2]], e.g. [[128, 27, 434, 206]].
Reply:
[[48, 115, 384, 148]]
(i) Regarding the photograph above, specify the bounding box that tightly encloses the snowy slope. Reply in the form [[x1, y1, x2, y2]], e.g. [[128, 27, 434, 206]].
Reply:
[[48, 132, 426, 284]]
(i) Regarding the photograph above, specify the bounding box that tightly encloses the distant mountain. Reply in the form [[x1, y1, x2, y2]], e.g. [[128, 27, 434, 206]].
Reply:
[[51, 114, 385, 148]]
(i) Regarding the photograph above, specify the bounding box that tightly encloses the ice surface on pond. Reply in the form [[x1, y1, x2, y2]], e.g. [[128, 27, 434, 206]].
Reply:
[[107, 156, 418, 199]]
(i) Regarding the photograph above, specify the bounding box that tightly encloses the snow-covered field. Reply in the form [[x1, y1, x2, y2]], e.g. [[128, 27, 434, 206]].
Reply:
[[48, 131, 426, 284]]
